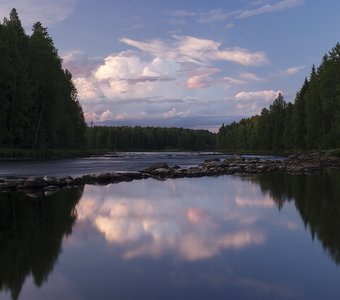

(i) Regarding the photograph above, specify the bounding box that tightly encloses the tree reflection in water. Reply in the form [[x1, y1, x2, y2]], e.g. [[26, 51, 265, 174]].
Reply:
[[0, 187, 83, 300], [1, 170, 340, 300], [243, 169, 340, 265]]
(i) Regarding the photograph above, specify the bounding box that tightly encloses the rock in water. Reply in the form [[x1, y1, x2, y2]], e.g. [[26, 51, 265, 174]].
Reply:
[[24, 176, 48, 188], [142, 162, 169, 173]]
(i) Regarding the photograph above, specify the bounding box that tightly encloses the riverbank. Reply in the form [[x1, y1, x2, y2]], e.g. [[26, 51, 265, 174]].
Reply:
[[1, 152, 339, 196]]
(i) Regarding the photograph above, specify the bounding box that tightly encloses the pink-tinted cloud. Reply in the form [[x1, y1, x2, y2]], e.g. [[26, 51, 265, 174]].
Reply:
[[121, 35, 269, 66]]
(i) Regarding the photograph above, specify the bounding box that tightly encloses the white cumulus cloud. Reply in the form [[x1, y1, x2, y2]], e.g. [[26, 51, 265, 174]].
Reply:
[[235, 90, 282, 102], [232, 89, 283, 115]]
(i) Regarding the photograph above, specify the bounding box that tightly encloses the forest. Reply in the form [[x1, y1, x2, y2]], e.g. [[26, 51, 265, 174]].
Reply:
[[0, 9, 87, 149], [0, 9, 216, 153], [2, 8, 340, 154], [86, 126, 216, 151], [217, 43, 340, 152]]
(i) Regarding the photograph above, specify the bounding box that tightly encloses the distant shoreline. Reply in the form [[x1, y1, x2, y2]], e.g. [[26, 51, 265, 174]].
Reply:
[[0, 148, 281, 161]]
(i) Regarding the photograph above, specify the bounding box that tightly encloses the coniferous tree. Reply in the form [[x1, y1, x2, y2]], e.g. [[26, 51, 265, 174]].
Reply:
[[305, 65, 321, 149], [217, 43, 340, 152], [292, 78, 308, 149], [0, 9, 87, 150]]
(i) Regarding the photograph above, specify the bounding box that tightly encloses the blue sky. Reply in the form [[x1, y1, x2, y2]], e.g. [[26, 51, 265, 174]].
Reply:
[[1, 0, 340, 131]]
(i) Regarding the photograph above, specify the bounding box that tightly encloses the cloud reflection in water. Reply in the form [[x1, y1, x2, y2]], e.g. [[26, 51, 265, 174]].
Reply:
[[75, 177, 269, 261]]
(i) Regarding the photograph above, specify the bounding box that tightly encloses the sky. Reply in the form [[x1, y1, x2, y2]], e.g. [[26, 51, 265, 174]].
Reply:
[[1, 0, 340, 131]]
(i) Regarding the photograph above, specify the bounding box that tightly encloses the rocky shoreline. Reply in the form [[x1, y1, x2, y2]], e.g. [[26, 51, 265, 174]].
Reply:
[[1, 152, 339, 197]]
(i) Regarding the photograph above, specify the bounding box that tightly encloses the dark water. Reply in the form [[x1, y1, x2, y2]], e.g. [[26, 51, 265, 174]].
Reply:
[[1, 170, 340, 300], [0, 152, 280, 178]]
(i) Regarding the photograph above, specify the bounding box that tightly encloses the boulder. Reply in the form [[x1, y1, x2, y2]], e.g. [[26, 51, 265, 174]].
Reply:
[[95, 173, 115, 183], [142, 162, 169, 173], [0, 179, 25, 189], [118, 172, 143, 180], [24, 176, 48, 188], [202, 159, 221, 168], [82, 174, 98, 184], [43, 176, 60, 186], [112, 173, 133, 182], [60, 176, 74, 185], [73, 177, 85, 185], [223, 155, 244, 162]]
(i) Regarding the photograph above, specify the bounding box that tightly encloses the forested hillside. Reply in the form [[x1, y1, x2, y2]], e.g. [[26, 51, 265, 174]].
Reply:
[[218, 43, 340, 152], [0, 9, 86, 149]]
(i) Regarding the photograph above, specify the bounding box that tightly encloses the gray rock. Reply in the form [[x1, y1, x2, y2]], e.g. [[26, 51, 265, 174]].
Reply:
[[150, 168, 171, 175], [142, 162, 169, 173], [223, 155, 245, 163], [0, 179, 25, 189], [60, 176, 74, 185], [73, 177, 85, 185], [112, 173, 133, 182], [43, 176, 60, 186], [24, 176, 48, 188], [119, 172, 143, 180]]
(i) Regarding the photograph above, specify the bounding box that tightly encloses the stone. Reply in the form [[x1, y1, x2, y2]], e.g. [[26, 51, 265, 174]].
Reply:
[[73, 177, 85, 185], [24, 176, 48, 188], [60, 176, 74, 185], [223, 154, 244, 162], [150, 168, 171, 175], [0, 179, 24, 189], [43, 176, 60, 186], [142, 162, 169, 173], [118, 172, 143, 180], [112, 173, 133, 182]]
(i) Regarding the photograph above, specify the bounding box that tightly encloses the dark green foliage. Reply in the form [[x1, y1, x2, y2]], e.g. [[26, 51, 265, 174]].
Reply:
[[218, 43, 340, 152], [217, 93, 288, 152], [0, 9, 86, 149], [86, 126, 216, 151]]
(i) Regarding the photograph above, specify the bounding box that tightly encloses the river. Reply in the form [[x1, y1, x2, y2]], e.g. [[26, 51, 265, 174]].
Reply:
[[0, 152, 280, 178], [0, 166, 339, 300]]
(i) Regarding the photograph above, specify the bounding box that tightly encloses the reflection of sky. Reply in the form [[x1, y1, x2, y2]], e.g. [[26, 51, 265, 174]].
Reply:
[[72, 176, 296, 261], [5, 175, 340, 300]]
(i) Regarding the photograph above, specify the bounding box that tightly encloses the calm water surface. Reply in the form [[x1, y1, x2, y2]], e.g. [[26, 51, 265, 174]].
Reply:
[[0, 171, 340, 299], [0, 152, 281, 177]]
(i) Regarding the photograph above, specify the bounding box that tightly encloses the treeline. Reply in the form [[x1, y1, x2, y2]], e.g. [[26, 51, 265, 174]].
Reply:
[[218, 43, 340, 152], [86, 126, 216, 151], [0, 9, 86, 149]]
